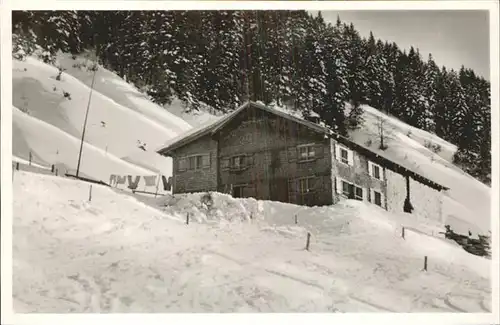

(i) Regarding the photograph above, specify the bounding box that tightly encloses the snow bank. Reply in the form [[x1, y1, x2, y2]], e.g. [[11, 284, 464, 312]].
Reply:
[[155, 192, 489, 279]]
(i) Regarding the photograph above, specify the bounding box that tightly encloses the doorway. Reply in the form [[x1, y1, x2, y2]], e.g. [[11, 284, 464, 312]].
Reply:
[[233, 185, 244, 198], [270, 178, 289, 203]]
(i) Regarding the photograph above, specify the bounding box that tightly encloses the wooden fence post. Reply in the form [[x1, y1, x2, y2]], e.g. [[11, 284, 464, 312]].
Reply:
[[51, 164, 55, 173], [16, 162, 19, 170], [423, 256, 428, 271], [402, 227, 405, 239], [186, 212, 190, 225], [295, 214, 298, 225], [89, 185, 93, 202], [29, 152, 32, 166], [306, 232, 311, 251], [55, 169, 58, 176]]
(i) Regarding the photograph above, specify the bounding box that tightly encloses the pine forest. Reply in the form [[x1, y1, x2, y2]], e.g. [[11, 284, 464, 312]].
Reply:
[[12, 10, 492, 184]]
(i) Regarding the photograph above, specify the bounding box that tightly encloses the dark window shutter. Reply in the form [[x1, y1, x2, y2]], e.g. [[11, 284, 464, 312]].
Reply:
[[315, 144, 324, 159], [188, 156, 196, 170], [313, 176, 322, 192], [221, 157, 230, 171], [288, 178, 297, 193], [202, 154, 210, 168], [178, 158, 187, 172], [247, 154, 255, 166], [288, 147, 297, 162], [348, 184, 355, 199]]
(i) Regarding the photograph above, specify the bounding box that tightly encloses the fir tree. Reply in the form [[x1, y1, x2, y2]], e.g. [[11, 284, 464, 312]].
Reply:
[[342, 23, 368, 107], [422, 53, 440, 133], [316, 20, 350, 135], [364, 34, 391, 113]]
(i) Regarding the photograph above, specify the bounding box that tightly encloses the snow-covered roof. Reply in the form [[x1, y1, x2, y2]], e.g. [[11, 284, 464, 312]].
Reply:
[[157, 101, 448, 191]]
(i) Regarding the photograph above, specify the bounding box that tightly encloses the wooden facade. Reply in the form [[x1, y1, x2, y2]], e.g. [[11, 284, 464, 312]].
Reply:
[[214, 105, 333, 206], [167, 104, 333, 206], [159, 101, 448, 214]]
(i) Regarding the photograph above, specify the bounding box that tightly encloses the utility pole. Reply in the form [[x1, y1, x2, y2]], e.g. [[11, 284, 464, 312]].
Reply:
[[76, 58, 98, 178]]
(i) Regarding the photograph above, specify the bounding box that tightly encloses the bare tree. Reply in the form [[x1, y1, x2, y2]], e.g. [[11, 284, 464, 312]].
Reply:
[[377, 116, 388, 150]]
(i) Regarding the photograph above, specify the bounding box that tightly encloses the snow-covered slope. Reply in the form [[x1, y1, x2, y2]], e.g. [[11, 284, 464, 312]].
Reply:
[[13, 172, 491, 312], [12, 54, 192, 179], [13, 106, 152, 181], [349, 105, 491, 236], [161, 97, 223, 128], [56, 52, 192, 134]]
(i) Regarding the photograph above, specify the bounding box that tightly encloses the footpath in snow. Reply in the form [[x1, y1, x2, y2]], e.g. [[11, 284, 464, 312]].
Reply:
[[13, 171, 491, 313]]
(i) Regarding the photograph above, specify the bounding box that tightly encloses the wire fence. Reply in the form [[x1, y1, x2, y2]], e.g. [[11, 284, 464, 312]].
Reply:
[[12, 150, 100, 184], [12, 154, 58, 176]]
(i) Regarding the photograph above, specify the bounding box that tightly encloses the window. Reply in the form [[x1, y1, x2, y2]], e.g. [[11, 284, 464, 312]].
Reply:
[[355, 187, 363, 200], [342, 180, 350, 196], [179, 154, 210, 171], [340, 148, 349, 165], [231, 155, 246, 170], [298, 144, 316, 162], [373, 190, 382, 206], [299, 177, 315, 194], [221, 154, 252, 172], [340, 179, 363, 201], [336, 144, 353, 166], [368, 161, 384, 181], [369, 189, 385, 208], [294, 177, 317, 206]]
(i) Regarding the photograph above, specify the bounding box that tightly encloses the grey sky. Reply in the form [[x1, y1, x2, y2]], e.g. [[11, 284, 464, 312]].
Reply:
[[315, 10, 490, 80]]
